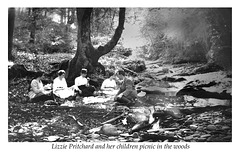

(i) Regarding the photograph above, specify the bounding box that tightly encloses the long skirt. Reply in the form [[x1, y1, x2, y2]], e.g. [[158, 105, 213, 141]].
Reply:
[[77, 85, 96, 97], [30, 92, 54, 103]]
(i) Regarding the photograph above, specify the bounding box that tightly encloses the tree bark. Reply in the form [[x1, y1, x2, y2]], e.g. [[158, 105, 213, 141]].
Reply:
[[66, 8, 75, 32], [29, 8, 37, 44], [60, 8, 64, 24], [8, 8, 15, 61], [65, 8, 125, 86]]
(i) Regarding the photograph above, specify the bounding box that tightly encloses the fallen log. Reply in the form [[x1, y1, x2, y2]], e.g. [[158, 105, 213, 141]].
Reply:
[[8, 64, 41, 79], [68, 115, 84, 127], [147, 128, 179, 133], [121, 67, 138, 76], [101, 112, 127, 125], [103, 107, 115, 118]]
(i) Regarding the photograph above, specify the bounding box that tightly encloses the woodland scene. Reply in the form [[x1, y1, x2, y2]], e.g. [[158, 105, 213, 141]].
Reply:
[[8, 7, 232, 142]]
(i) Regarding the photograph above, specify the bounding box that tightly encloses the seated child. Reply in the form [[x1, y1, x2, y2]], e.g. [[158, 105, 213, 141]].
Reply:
[[28, 72, 53, 103], [101, 71, 118, 95], [114, 69, 137, 106], [53, 70, 75, 99], [74, 68, 96, 97]]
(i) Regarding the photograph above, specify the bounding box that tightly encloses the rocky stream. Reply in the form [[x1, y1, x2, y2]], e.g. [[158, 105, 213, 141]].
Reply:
[[8, 61, 232, 142]]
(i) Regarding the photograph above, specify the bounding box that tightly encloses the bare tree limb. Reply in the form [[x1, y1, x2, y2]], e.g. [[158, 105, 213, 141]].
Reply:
[[101, 112, 127, 125], [100, 8, 126, 56]]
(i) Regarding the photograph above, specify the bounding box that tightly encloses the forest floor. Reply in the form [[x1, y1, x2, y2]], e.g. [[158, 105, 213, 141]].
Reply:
[[8, 53, 232, 142]]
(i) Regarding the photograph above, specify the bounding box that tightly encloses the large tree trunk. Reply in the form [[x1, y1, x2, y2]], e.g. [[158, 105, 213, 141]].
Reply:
[[8, 8, 15, 61], [65, 8, 125, 86]]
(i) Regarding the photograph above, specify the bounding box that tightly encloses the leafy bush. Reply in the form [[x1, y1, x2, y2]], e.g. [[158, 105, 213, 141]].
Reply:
[[139, 8, 231, 67], [13, 10, 76, 55], [37, 23, 75, 54], [91, 36, 110, 47], [13, 51, 73, 73]]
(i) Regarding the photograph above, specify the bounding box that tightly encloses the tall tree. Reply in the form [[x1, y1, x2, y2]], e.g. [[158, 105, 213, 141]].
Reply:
[[29, 8, 38, 44], [66, 8, 75, 32], [206, 8, 232, 70], [8, 8, 15, 61], [65, 8, 125, 85]]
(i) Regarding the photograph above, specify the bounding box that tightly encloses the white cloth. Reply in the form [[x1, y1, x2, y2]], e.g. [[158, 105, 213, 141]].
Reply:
[[53, 77, 68, 91], [102, 90, 119, 96], [75, 76, 88, 86], [82, 96, 113, 104], [53, 77, 75, 99], [101, 78, 117, 91]]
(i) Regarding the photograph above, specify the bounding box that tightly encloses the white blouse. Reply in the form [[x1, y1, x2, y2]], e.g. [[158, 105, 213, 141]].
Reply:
[[53, 77, 75, 99], [101, 78, 117, 90], [53, 77, 68, 92], [75, 76, 88, 86]]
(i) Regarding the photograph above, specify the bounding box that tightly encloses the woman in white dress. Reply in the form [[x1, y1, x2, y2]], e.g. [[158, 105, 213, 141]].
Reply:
[[101, 71, 118, 95], [53, 70, 75, 99]]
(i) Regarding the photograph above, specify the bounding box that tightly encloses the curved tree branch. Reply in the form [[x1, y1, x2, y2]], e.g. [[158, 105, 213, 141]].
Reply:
[[99, 8, 126, 56]]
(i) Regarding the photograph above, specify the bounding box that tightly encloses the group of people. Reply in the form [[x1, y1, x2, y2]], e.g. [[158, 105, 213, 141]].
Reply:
[[28, 68, 137, 106]]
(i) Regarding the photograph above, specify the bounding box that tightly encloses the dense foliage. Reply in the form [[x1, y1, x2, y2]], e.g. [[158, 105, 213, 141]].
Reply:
[[12, 8, 129, 56], [139, 8, 231, 70], [8, 8, 232, 143], [13, 8, 76, 54]]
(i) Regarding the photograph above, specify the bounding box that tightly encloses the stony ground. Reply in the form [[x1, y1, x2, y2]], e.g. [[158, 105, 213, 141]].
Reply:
[[8, 63, 232, 142]]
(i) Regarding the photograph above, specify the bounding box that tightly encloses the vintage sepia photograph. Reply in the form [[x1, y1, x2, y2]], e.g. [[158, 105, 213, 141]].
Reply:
[[7, 4, 233, 150]]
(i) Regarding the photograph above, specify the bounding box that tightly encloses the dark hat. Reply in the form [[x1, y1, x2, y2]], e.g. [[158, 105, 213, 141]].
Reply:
[[117, 69, 125, 76], [108, 70, 115, 77], [58, 70, 65, 76], [81, 68, 87, 74]]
